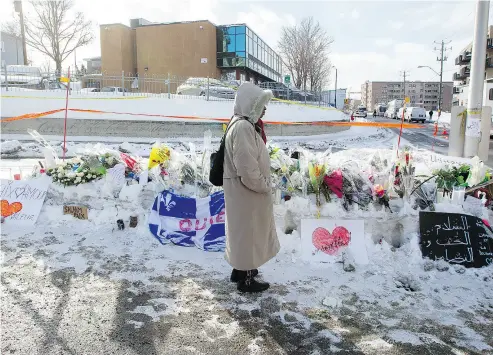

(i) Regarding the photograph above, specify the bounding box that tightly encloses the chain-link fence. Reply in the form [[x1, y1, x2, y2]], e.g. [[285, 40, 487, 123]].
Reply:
[[1, 68, 328, 106]]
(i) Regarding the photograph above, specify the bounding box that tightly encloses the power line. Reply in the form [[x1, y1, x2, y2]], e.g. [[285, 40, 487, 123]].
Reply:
[[399, 70, 410, 100], [434, 40, 452, 111]]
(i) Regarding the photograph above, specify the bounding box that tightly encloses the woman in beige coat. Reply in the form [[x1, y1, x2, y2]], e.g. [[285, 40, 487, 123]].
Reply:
[[223, 82, 280, 293]]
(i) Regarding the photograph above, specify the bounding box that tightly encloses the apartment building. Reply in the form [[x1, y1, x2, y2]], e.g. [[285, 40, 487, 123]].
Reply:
[[1, 31, 24, 67], [361, 80, 453, 112], [452, 25, 493, 106], [100, 18, 282, 92]]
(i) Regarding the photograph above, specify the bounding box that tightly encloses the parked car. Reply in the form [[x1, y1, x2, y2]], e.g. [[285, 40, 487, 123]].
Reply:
[[80, 87, 101, 93], [101, 86, 128, 93], [176, 78, 236, 99], [0, 65, 47, 89], [405, 107, 427, 123], [258, 82, 289, 100], [353, 106, 368, 118], [45, 80, 71, 91]]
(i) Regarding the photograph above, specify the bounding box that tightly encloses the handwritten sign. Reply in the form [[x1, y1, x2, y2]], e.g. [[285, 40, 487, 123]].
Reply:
[[106, 163, 126, 186], [465, 110, 481, 137], [63, 205, 88, 220], [0, 177, 50, 225], [300, 219, 368, 264], [419, 211, 493, 268]]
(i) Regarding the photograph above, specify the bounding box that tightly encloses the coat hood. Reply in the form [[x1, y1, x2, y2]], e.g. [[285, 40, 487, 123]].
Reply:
[[233, 83, 273, 124]]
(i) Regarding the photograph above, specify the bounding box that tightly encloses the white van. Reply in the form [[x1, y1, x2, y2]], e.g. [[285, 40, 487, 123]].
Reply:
[[405, 107, 427, 123], [397, 107, 406, 120]]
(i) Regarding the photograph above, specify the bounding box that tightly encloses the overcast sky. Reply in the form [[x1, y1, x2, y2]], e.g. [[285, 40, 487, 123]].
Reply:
[[1, 0, 492, 93]]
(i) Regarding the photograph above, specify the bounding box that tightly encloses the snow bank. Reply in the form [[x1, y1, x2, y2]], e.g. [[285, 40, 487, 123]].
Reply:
[[1, 89, 346, 123]]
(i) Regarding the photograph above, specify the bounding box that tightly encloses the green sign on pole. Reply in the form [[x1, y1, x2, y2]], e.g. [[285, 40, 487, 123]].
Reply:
[[284, 75, 290, 85]]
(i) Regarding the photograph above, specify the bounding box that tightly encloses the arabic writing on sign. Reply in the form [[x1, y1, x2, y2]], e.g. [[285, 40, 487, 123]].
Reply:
[[420, 212, 493, 268]]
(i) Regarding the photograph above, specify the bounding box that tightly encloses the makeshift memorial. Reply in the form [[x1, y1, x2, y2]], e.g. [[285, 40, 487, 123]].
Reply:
[[0, 177, 50, 225], [148, 190, 226, 251], [373, 184, 392, 212], [63, 205, 88, 220], [117, 219, 125, 230], [301, 219, 368, 264], [419, 211, 493, 268], [47, 159, 105, 186], [130, 216, 138, 228]]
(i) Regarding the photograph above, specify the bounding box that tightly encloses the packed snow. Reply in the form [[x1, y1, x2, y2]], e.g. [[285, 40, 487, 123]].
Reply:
[[1, 89, 345, 123]]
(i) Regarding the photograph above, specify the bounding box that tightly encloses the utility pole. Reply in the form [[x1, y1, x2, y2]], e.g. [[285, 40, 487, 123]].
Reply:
[[464, 0, 490, 158], [399, 70, 410, 101], [434, 40, 452, 114], [14, 1, 28, 66]]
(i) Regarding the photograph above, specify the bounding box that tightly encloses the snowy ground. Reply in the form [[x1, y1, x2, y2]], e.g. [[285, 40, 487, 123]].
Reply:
[[2, 143, 493, 354], [1, 89, 345, 123], [0, 126, 393, 165]]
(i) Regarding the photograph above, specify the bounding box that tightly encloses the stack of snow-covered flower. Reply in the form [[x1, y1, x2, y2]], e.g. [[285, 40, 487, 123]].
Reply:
[[47, 158, 105, 186]]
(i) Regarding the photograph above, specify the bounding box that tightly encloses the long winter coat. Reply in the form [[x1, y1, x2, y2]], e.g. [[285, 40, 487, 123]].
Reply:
[[223, 83, 280, 270]]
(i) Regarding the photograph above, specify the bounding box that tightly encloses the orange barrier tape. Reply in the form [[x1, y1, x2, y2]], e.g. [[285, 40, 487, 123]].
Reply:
[[1, 109, 65, 122], [2, 107, 424, 129]]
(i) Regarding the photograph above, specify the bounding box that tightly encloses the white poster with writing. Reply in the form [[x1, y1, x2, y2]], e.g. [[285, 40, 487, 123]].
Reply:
[[465, 110, 481, 137], [301, 219, 368, 264], [0, 177, 50, 225]]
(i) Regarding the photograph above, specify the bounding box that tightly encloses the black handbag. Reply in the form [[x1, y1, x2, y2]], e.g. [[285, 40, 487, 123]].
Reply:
[[209, 117, 246, 186]]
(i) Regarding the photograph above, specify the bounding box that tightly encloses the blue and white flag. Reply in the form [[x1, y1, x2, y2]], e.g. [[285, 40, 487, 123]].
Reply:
[[148, 190, 226, 251]]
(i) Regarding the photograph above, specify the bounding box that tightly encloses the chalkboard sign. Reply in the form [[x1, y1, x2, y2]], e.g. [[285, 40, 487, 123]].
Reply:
[[419, 211, 493, 268]]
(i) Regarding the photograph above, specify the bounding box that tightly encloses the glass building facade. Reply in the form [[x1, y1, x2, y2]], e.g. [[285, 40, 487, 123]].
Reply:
[[217, 25, 282, 82]]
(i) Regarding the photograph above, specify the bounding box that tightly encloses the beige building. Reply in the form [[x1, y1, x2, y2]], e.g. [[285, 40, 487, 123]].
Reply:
[[99, 18, 283, 92], [452, 25, 493, 106], [361, 80, 453, 112]]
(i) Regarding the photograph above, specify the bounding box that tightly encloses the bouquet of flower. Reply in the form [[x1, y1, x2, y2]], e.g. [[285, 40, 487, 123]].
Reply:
[[47, 160, 104, 186], [374, 184, 392, 212], [309, 162, 328, 207]]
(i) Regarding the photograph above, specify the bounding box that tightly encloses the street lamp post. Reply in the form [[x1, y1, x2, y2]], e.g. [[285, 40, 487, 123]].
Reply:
[[417, 65, 442, 114], [334, 67, 338, 109]]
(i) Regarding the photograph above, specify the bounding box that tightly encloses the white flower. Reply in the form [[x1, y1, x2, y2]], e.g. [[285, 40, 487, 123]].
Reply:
[[75, 177, 81, 183], [58, 173, 63, 178], [87, 174, 92, 179], [77, 172, 84, 177], [57, 167, 64, 172], [67, 172, 76, 178]]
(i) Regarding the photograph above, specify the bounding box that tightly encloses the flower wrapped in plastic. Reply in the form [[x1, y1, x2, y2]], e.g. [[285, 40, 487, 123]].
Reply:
[[308, 162, 327, 207], [373, 184, 392, 212]]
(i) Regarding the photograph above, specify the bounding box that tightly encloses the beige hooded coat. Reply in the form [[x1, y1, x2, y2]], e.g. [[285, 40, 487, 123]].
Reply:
[[223, 83, 280, 270]]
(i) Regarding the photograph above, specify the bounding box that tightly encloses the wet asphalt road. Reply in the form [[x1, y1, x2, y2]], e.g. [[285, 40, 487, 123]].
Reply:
[[372, 116, 493, 166]]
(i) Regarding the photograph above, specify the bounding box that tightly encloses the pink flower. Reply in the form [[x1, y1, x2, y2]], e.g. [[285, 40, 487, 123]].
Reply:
[[374, 184, 385, 198]]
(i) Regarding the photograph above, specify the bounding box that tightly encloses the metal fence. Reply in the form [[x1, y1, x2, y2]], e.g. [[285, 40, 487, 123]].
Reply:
[[1, 69, 329, 106]]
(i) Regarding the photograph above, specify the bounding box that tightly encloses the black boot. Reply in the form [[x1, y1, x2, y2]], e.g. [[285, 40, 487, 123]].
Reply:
[[230, 268, 258, 282], [237, 270, 270, 293]]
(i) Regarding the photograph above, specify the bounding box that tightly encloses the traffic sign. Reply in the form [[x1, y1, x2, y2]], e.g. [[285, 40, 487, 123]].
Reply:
[[284, 75, 290, 85], [404, 96, 410, 104]]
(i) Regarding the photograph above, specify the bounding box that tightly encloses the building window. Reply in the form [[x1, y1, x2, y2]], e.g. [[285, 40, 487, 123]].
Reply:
[[489, 88, 493, 100]]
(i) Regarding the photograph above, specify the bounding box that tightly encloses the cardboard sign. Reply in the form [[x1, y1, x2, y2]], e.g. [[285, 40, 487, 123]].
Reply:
[[419, 211, 493, 268], [301, 219, 368, 264], [63, 205, 88, 220], [0, 177, 50, 225]]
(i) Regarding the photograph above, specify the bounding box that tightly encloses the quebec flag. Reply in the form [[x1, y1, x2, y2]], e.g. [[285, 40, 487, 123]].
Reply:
[[148, 190, 226, 252]]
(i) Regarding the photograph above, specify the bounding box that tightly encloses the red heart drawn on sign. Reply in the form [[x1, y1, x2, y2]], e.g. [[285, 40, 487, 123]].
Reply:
[[1, 200, 23, 218], [312, 226, 351, 255]]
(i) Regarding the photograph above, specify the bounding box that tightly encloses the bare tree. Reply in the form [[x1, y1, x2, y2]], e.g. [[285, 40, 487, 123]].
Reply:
[[278, 17, 333, 91], [24, 0, 93, 74], [1, 19, 21, 38]]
